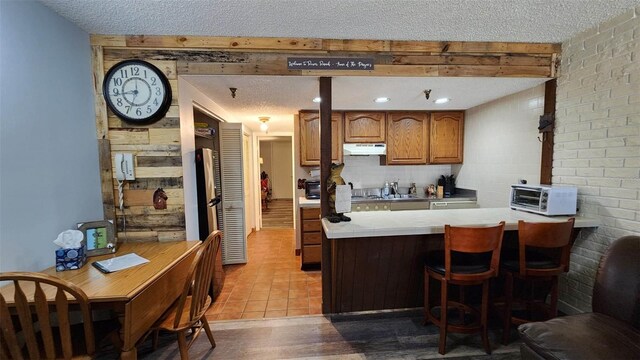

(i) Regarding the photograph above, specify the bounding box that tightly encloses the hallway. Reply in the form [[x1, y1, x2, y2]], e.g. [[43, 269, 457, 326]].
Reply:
[[206, 228, 321, 320], [261, 199, 294, 228]]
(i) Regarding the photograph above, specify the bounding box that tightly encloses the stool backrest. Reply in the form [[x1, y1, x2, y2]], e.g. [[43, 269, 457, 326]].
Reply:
[[517, 218, 575, 275], [444, 221, 505, 280], [0, 272, 95, 359], [592, 235, 640, 330]]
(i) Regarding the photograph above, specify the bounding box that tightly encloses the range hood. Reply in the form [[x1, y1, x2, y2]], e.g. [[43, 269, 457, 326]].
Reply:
[[343, 143, 386, 156]]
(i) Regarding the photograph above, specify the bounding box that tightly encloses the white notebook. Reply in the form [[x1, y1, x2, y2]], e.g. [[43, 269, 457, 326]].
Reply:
[[92, 253, 149, 273]]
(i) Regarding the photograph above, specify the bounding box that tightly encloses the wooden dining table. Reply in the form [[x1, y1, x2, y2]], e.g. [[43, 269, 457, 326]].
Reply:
[[0, 240, 201, 360]]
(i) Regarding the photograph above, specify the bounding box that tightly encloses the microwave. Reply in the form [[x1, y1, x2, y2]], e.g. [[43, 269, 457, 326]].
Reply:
[[305, 180, 321, 199], [510, 184, 577, 216]]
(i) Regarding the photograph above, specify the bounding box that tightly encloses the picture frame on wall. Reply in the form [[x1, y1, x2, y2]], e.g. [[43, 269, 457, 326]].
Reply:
[[77, 220, 116, 256]]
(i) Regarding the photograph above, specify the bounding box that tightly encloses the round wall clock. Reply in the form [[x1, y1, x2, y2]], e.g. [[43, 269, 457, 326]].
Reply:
[[102, 60, 172, 124]]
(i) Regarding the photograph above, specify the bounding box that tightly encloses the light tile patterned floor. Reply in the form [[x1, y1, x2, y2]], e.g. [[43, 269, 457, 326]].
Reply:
[[206, 228, 322, 320]]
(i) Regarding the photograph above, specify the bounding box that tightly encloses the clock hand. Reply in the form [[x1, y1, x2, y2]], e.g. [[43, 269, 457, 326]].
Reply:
[[111, 90, 135, 96]]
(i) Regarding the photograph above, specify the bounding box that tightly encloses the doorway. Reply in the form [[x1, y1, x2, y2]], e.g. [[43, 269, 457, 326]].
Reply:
[[258, 137, 294, 228]]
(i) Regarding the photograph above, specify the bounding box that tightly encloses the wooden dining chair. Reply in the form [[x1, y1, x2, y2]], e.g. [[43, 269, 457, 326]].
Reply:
[[502, 218, 575, 344], [0, 272, 96, 359], [424, 222, 505, 355], [150, 230, 220, 360]]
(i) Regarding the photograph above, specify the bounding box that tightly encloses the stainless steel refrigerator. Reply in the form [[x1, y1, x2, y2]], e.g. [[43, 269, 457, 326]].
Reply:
[[195, 147, 224, 299], [196, 148, 221, 239]]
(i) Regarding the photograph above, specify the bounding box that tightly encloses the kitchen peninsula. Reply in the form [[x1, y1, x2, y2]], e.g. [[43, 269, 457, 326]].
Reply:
[[321, 208, 598, 313]]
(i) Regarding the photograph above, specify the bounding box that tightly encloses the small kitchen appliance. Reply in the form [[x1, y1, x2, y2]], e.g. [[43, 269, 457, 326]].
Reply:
[[305, 180, 321, 199], [510, 184, 577, 216]]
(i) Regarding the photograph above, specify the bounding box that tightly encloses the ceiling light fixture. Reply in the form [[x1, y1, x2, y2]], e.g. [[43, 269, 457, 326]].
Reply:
[[374, 97, 390, 103], [435, 98, 450, 104], [259, 116, 270, 132], [313, 97, 321, 103], [424, 89, 432, 100], [229, 87, 237, 98]]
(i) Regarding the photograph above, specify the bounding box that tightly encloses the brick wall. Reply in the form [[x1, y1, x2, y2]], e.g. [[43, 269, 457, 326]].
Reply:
[[554, 6, 639, 313]]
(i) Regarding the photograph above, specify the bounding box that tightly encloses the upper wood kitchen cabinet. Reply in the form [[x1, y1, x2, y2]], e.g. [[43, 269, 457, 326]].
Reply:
[[299, 111, 343, 166], [386, 112, 429, 165], [430, 112, 464, 164], [344, 112, 386, 143]]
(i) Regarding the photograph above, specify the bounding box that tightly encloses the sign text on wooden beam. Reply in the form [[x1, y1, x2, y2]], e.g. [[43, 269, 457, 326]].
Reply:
[[287, 57, 374, 70]]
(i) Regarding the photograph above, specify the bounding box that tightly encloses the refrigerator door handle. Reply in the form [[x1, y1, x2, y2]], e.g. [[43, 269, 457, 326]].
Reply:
[[208, 196, 221, 207]]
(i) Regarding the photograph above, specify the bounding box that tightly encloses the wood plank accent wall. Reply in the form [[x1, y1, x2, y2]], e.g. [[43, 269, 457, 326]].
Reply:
[[90, 35, 559, 244], [93, 46, 184, 242]]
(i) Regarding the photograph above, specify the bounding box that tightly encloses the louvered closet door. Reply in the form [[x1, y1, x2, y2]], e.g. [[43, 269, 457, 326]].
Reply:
[[219, 123, 247, 264]]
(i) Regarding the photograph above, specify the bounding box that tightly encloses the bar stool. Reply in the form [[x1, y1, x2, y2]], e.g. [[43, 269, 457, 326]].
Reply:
[[501, 218, 575, 344], [424, 222, 505, 355]]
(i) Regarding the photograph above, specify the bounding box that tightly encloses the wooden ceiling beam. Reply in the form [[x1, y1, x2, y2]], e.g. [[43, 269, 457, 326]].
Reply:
[[91, 35, 560, 55], [91, 35, 559, 78]]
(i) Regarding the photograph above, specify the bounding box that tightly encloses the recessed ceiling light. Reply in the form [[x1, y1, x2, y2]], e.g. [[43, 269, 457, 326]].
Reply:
[[312, 97, 321, 103], [374, 97, 390, 103], [435, 98, 450, 104]]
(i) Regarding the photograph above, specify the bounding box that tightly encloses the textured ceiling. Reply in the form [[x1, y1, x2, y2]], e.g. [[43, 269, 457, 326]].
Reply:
[[38, 0, 638, 132], [184, 76, 547, 132], [40, 0, 638, 42]]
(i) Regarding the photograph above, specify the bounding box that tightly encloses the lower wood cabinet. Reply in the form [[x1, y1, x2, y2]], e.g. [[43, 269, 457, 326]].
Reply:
[[300, 207, 322, 269]]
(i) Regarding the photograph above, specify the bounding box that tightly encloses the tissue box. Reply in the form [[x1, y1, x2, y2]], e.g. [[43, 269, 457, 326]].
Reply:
[[55, 244, 86, 271]]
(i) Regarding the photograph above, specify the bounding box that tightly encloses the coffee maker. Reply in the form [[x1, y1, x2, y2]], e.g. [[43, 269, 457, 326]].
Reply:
[[439, 175, 456, 197]]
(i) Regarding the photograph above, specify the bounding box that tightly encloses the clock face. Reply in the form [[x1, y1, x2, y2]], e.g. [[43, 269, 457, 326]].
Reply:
[[103, 60, 172, 124]]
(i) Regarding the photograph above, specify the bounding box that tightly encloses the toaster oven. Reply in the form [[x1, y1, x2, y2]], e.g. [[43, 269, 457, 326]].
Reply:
[[510, 184, 577, 216]]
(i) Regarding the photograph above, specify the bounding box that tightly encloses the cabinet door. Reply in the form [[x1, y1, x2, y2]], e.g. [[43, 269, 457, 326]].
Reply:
[[299, 111, 343, 166], [430, 112, 464, 164], [344, 112, 386, 143], [386, 112, 429, 165]]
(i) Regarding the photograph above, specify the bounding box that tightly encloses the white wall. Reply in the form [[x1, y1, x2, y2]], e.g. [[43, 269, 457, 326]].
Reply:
[[554, 7, 639, 314], [178, 78, 243, 240], [453, 85, 545, 207], [0, 1, 102, 271]]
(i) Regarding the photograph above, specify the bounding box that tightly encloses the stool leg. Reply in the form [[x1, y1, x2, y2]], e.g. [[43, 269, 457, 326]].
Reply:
[[502, 271, 514, 345], [423, 267, 430, 325], [549, 276, 559, 318], [438, 279, 448, 355], [481, 280, 491, 354]]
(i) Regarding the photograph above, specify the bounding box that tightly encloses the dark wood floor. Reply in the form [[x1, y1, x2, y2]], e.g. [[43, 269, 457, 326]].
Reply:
[[100, 309, 520, 359], [262, 199, 294, 228]]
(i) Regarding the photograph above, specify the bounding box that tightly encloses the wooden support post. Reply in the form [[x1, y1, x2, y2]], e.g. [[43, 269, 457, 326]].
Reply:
[[540, 79, 556, 185], [98, 139, 116, 223], [319, 77, 332, 314]]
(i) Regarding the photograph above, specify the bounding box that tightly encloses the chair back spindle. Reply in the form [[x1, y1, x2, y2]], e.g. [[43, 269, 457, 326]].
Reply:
[[0, 272, 95, 360]]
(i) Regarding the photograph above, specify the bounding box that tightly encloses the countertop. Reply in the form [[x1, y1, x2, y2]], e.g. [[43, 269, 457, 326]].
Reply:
[[298, 193, 477, 208], [321, 208, 599, 239], [299, 197, 320, 208]]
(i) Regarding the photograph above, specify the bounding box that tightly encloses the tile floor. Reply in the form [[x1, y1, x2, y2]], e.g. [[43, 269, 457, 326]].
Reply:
[[206, 228, 322, 320]]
